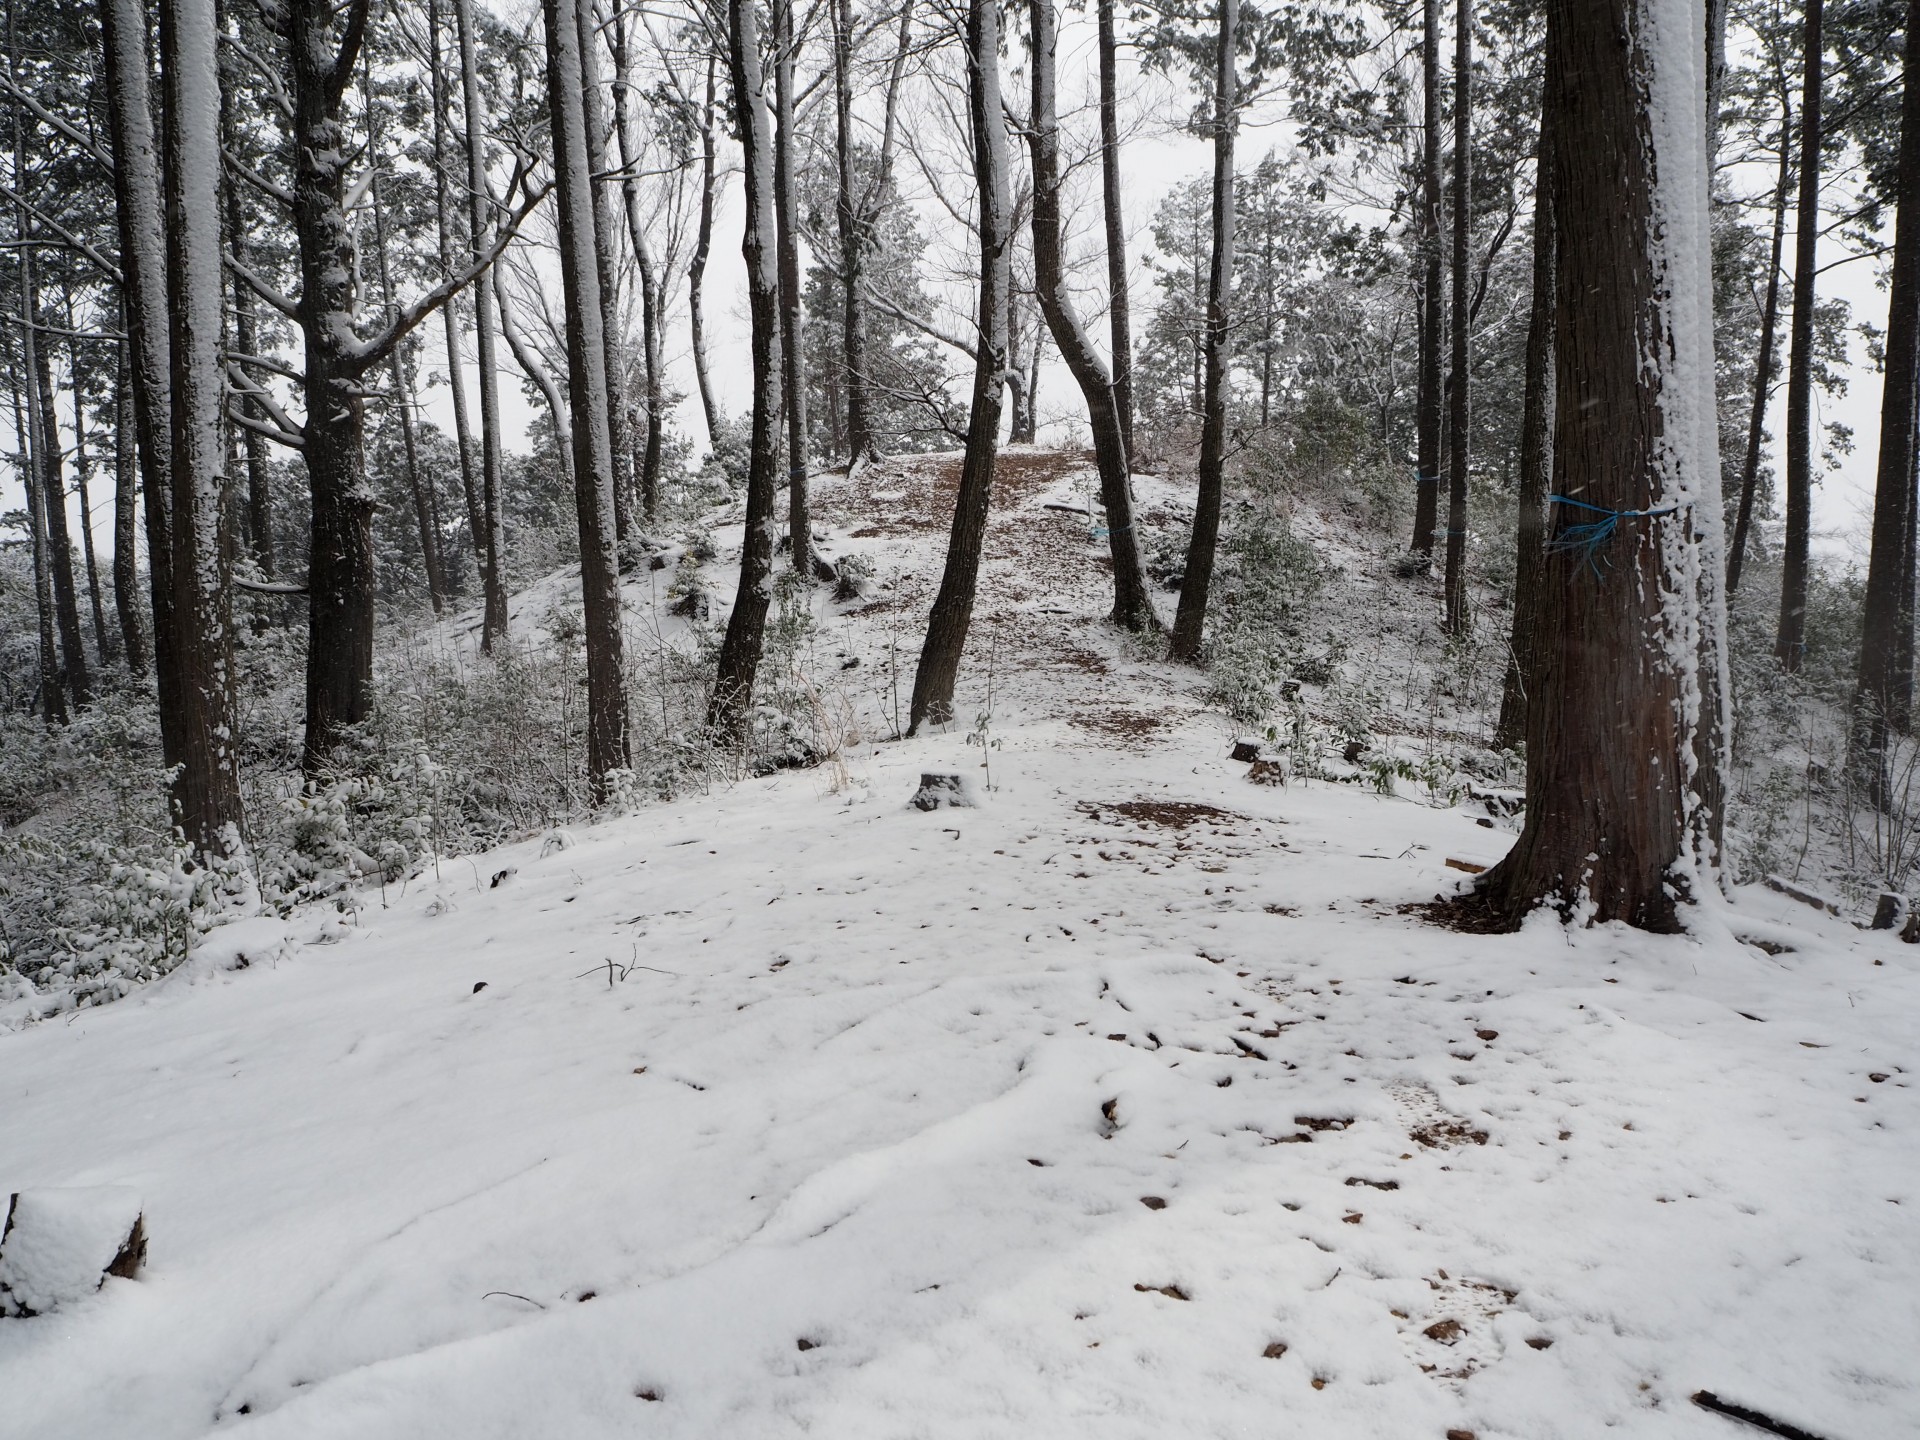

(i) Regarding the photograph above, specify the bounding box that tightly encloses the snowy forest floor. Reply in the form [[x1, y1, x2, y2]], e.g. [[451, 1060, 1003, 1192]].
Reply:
[[2, 451, 1916, 1439]]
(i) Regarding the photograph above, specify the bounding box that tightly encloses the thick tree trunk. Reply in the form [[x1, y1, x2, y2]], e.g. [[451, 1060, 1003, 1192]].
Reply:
[[1472, 0, 1722, 932], [773, 0, 812, 573], [1026, 0, 1156, 633], [1097, 0, 1134, 460], [1726, 126, 1790, 593], [908, 0, 1011, 734], [1774, 0, 1823, 670], [709, 0, 784, 743], [100, 0, 181, 755], [1494, 97, 1555, 753], [1441, 0, 1472, 635], [291, 0, 379, 774], [159, 0, 244, 851], [544, 0, 631, 792], [112, 336, 147, 674], [1410, 0, 1444, 558], [1849, 0, 1920, 800], [455, 0, 510, 642], [689, 54, 723, 452], [1169, 0, 1236, 662], [572, 0, 634, 545]]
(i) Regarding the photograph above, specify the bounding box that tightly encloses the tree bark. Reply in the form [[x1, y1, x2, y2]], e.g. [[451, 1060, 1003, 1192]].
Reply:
[[1169, 0, 1236, 661], [27, 290, 91, 705], [112, 333, 147, 674], [66, 314, 114, 663], [1442, 0, 1472, 635], [832, 0, 874, 464], [1774, 0, 1823, 670], [223, 39, 275, 582], [608, 9, 665, 522], [1849, 0, 1920, 800], [13, 367, 64, 724], [709, 0, 784, 743], [1097, 0, 1134, 461], [1726, 120, 1790, 593], [544, 0, 631, 792], [1026, 0, 1156, 633], [572, 0, 634, 545], [1472, 0, 1722, 932], [159, 0, 244, 850], [689, 53, 723, 452], [454, 0, 510, 642], [1410, 0, 1444, 558], [908, 0, 1011, 733], [100, 0, 181, 761], [1494, 94, 1555, 753], [773, 0, 812, 572]]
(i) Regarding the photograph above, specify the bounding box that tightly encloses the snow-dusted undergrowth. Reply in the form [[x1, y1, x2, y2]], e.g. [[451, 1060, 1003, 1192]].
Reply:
[[1, 453, 1914, 1439]]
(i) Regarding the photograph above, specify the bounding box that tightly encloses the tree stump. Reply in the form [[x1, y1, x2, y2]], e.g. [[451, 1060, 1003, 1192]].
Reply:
[[0, 1188, 146, 1317], [1870, 892, 1905, 930], [909, 773, 972, 811]]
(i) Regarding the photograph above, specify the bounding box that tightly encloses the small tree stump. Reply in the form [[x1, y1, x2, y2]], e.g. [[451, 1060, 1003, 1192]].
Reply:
[[1870, 893, 1905, 930], [909, 773, 972, 811], [1230, 740, 1262, 763], [0, 1189, 146, 1317]]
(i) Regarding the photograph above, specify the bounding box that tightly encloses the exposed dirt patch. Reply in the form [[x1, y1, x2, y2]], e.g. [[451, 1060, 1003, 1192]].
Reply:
[[1081, 799, 1247, 830], [1072, 708, 1169, 742]]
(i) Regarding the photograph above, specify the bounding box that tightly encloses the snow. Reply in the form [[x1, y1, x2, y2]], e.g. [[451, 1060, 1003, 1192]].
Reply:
[[0, 1189, 143, 1317], [2, 453, 1916, 1438]]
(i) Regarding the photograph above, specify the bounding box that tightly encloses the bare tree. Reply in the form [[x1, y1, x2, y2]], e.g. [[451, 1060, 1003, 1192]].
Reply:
[[1441, 0, 1471, 635], [909, 0, 1011, 733], [1774, 0, 1823, 670], [1409, 0, 1443, 560]]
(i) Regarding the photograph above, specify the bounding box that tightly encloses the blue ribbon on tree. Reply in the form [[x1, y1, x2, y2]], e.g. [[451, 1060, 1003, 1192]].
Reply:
[[1546, 494, 1677, 574]]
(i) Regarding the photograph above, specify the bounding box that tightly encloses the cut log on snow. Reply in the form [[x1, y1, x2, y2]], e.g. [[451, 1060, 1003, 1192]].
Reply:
[[1763, 874, 1841, 916], [0, 1188, 146, 1317], [910, 773, 973, 811]]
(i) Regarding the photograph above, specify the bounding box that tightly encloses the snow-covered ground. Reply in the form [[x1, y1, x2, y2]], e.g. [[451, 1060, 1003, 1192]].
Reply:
[[3, 454, 1916, 1439]]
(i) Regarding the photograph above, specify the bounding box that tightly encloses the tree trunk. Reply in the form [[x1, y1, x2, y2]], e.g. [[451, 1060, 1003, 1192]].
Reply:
[[1441, 0, 1472, 636], [224, 49, 275, 582], [67, 316, 114, 663], [1849, 0, 1920, 800], [100, 0, 182, 763], [28, 295, 92, 705], [1472, 0, 1722, 932], [290, 0, 379, 775], [1774, 0, 1823, 670], [1410, 0, 1444, 557], [14, 371, 65, 724], [908, 0, 1011, 733], [1097, 0, 1134, 460], [430, 0, 486, 577], [455, 0, 510, 642], [608, 10, 665, 521], [773, 0, 812, 573], [544, 0, 631, 792], [833, 0, 874, 465], [1169, 0, 1236, 662], [1026, 0, 1156, 633], [572, 0, 634, 546], [159, 0, 244, 851], [689, 53, 723, 451], [496, 265, 573, 487], [1494, 95, 1555, 753], [1726, 122, 1790, 592], [112, 334, 147, 674], [708, 0, 784, 742]]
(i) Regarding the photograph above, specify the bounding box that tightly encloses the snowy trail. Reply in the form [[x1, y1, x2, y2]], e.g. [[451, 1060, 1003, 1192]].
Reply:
[[3, 454, 1916, 1438]]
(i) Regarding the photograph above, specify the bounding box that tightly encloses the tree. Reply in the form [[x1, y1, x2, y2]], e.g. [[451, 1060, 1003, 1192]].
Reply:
[[1027, 0, 1156, 634], [1097, 0, 1135, 459], [1440, 0, 1471, 636], [1463, 0, 1724, 931], [1168, 0, 1237, 662], [1410, 0, 1443, 559], [908, 0, 1011, 733], [1774, 0, 1823, 669], [1849, 0, 1920, 800], [709, 0, 785, 743], [542, 0, 630, 792]]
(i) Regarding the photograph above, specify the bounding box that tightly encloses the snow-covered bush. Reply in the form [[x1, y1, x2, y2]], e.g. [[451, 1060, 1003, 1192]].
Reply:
[[1204, 500, 1325, 724]]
